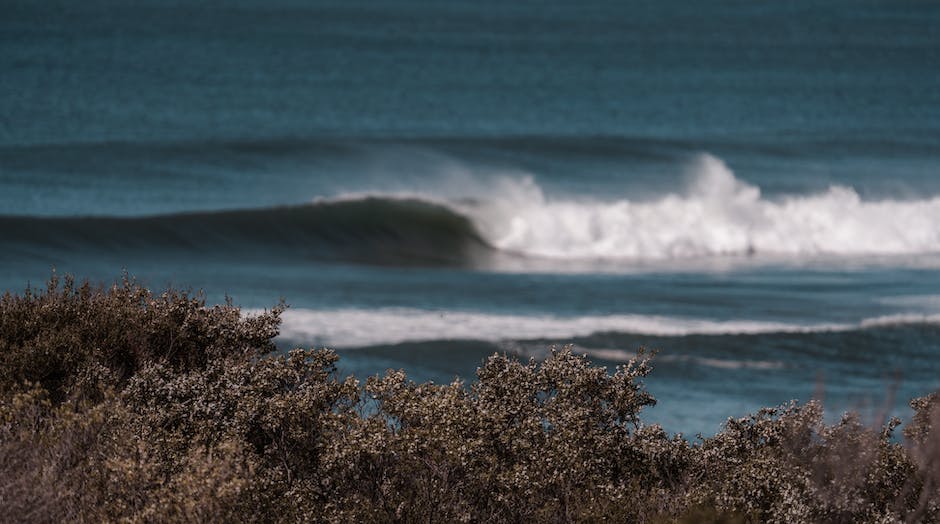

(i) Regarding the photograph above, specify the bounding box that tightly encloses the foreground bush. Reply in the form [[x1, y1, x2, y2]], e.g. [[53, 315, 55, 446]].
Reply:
[[1, 276, 938, 522]]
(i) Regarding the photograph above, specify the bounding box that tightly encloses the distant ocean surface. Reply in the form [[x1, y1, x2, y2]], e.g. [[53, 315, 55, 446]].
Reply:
[[3, 0, 939, 435]]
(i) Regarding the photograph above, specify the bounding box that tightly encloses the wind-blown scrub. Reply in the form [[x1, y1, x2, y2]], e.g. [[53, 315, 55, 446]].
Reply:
[[0, 275, 938, 523]]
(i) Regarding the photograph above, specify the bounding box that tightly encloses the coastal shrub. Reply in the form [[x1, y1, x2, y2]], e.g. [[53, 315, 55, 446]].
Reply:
[[1, 275, 939, 522], [0, 272, 281, 403]]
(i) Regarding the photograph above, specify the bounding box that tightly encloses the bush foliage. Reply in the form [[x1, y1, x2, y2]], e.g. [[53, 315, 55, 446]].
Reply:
[[1, 275, 938, 522]]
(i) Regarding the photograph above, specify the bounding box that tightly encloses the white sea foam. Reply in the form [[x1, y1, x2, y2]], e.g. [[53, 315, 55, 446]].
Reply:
[[324, 153, 940, 261], [253, 307, 940, 349], [459, 154, 940, 260], [264, 308, 839, 348]]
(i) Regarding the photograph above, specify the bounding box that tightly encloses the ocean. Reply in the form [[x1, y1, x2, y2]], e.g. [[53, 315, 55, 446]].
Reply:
[[2, 0, 939, 435]]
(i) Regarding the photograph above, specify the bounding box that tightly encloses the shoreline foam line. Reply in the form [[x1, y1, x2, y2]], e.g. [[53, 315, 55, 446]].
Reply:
[[253, 308, 940, 349]]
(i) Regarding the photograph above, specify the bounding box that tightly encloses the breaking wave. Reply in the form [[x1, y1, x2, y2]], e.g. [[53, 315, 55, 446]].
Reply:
[[4, 153, 940, 267]]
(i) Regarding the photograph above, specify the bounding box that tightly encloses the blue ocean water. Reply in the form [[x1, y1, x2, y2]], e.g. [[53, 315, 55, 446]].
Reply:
[[2, 0, 940, 434]]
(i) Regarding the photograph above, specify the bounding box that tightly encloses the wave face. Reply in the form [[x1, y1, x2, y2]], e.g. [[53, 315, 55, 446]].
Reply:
[[0, 198, 491, 267], [454, 154, 940, 261]]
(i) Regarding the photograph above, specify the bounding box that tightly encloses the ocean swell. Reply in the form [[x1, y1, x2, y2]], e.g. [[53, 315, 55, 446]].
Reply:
[[0, 198, 492, 267]]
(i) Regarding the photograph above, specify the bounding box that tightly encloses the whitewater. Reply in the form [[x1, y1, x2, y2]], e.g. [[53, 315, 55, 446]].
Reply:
[[270, 307, 940, 349]]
